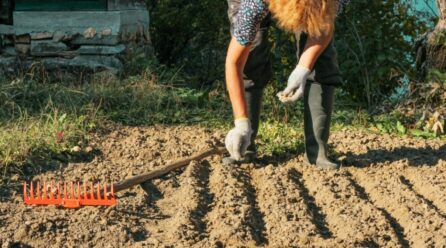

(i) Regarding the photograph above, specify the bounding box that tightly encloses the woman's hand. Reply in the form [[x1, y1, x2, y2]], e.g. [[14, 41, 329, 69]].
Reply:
[[225, 118, 253, 161], [277, 65, 311, 103], [277, 30, 333, 103]]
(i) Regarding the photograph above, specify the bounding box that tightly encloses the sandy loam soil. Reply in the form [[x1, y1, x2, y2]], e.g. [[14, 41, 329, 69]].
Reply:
[[1, 124, 446, 247]]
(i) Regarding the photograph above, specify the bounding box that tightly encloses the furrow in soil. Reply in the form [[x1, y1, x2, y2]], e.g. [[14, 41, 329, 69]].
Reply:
[[298, 166, 402, 247], [146, 160, 213, 247], [402, 167, 446, 215], [250, 164, 327, 247], [350, 168, 446, 247], [205, 163, 267, 247]]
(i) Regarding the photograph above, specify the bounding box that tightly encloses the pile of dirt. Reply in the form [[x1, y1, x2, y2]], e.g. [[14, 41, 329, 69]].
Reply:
[[1, 125, 445, 247]]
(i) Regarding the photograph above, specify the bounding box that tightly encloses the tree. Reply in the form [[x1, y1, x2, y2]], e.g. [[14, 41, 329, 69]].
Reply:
[[435, 0, 445, 30], [426, 0, 446, 71]]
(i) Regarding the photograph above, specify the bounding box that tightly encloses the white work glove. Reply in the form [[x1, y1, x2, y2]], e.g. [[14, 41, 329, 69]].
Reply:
[[277, 65, 311, 103], [225, 118, 253, 161]]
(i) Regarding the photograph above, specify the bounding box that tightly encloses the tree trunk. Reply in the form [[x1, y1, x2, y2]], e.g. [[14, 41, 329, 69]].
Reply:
[[426, 0, 446, 71], [437, 0, 445, 21], [434, 0, 445, 32]]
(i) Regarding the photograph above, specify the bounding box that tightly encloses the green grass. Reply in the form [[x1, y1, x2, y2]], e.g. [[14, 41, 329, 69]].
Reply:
[[0, 65, 232, 173], [0, 113, 87, 168], [1, 62, 444, 175]]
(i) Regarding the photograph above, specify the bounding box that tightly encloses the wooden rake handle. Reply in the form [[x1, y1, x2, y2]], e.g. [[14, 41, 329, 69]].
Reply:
[[112, 146, 227, 193]]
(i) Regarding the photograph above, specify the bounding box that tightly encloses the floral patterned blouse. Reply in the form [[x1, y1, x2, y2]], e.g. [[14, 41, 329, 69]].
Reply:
[[234, 0, 350, 46]]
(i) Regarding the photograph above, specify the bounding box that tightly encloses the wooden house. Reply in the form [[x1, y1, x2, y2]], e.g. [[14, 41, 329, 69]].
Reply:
[[0, 0, 151, 74]]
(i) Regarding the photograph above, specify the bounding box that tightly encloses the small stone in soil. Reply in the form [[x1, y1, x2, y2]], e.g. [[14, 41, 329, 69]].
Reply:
[[71, 146, 82, 153]]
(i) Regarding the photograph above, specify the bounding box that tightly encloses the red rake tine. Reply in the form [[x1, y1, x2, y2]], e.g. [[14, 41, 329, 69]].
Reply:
[[43, 182, 47, 199], [23, 182, 30, 204], [63, 182, 67, 200], [71, 182, 74, 199], [97, 183, 101, 200], [49, 182, 53, 199], [23, 182, 31, 204], [104, 182, 107, 199], [23, 182, 27, 200], [57, 182, 61, 200], [90, 182, 94, 199], [30, 182, 34, 199], [77, 182, 81, 200], [36, 182, 41, 199]]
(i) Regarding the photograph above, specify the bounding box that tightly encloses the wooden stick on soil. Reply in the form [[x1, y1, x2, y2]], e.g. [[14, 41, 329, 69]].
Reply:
[[112, 146, 226, 193]]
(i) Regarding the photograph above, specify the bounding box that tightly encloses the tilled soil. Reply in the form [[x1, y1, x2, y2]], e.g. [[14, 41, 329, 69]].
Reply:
[[1, 124, 446, 247]]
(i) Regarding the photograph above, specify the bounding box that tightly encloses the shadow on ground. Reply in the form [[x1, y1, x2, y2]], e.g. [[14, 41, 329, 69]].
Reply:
[[342, 144, 446, 168], [250, 142, 446, 169]]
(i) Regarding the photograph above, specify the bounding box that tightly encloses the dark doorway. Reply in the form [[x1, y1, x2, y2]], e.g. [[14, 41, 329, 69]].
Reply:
[[0, 0, 14, 25]]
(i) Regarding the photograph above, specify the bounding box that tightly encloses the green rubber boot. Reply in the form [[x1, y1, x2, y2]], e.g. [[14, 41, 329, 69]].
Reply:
[[303, 82, 339, 170], [222, 88, 263, 165]]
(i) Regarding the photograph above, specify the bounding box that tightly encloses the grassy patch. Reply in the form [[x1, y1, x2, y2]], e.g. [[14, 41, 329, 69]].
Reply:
[[1, 62, 444, 173], [0, 65, 232, 171], [0, 113, 88, 168]]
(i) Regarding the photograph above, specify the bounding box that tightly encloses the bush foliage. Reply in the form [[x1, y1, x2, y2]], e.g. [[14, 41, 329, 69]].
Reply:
[[147, 0, 435, 109], [147, 0, 229, 86]]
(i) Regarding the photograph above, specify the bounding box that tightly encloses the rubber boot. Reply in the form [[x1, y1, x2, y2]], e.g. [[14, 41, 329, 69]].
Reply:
[[303, 82, 339, 170], [245, 88, 263, 158], [222, 88, 263, 165]]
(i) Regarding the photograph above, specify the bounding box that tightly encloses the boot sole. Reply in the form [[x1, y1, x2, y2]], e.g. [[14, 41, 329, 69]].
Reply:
[[303, 157, 340, 170]]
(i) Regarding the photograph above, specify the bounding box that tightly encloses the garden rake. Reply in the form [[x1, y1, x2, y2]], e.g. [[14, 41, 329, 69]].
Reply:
[[23, 146, 226, 208], [23, 181, 116, 208]]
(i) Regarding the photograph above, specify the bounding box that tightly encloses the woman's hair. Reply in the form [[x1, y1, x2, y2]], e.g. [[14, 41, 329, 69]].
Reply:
[[268, 0, 336, 37]]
